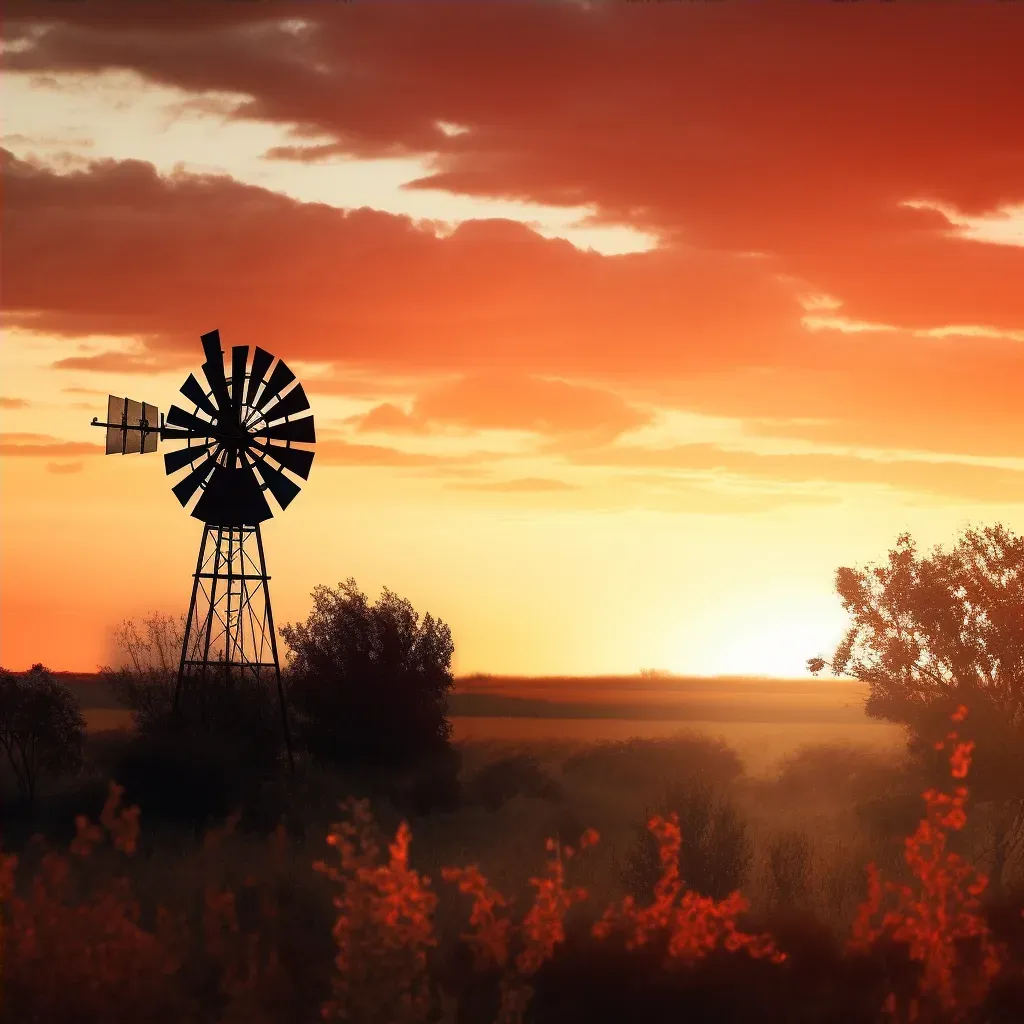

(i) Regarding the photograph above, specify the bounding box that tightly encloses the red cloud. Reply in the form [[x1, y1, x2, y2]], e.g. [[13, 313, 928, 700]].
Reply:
[[2, 149, 801, 376], [4, 2, 1024, 469]]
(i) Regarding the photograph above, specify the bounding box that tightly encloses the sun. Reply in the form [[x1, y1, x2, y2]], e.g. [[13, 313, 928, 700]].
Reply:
[[678, 596, 848, 679]]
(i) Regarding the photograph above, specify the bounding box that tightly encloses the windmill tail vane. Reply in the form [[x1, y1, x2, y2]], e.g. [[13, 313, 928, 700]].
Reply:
[[89, 329, 317, 774]]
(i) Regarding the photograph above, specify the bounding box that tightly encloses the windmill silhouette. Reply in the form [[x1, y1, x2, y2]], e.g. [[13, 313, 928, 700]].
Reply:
[[91, 329, 316, 771]]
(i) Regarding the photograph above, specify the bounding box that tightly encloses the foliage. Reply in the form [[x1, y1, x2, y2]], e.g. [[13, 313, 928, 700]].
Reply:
[[0, 663, 86, 807], [848, 705, 1008, 1022], [468, 754, 563, 812], [809, 524, 1024, 893], [620, 778, 753, 904], [281, 578, 455, 771]]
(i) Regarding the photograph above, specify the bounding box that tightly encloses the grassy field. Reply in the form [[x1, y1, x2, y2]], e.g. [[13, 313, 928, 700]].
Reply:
[[72, 671, 901, 777]]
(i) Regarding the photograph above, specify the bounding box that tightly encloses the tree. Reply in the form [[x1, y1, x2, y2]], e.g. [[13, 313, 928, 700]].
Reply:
[[281, 578, 455, 771], [808, 523, 1024, 893], [101, 611, 184, 730], [0, 664, 86, 808]]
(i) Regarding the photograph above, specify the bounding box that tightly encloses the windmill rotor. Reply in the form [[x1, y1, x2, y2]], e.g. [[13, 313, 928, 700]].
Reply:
[[162, 330, 316, 526]]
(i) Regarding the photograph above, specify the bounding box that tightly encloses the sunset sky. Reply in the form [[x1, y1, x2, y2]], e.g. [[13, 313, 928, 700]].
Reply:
[[2, 2, 1024, 678]]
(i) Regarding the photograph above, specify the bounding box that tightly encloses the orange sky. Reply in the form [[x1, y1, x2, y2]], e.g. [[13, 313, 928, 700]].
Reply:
[[2, 2, 1024, 677]]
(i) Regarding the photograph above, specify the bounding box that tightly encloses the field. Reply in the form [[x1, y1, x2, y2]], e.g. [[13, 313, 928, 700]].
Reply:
[[74, 667, 905, 770], [73, 671, 903, 777], [6, 672, 1023, 1023]]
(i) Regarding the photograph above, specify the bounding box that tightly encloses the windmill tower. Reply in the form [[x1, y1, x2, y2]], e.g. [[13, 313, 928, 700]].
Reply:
[[91, 329, 316, 771]]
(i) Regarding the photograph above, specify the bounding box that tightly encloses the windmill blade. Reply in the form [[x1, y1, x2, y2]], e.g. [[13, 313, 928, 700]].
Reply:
[[198, 330, 232, 422], [164, 441, 213, 475], [231, 346, 249, 423], [192, 462, 273, 526], [246, 346, 274, 407], [201, 360, 233, 424], [200, 329, 224, 365], [260, 382, 310, 424], [171, 454, 215, 506], [249, 440, 314, 480], [254, 359, 296, 410], [179, 373, 219, 419], [254, 457, 302, 510], [254, 416, 316, 444], [166, 404, 215, 437]]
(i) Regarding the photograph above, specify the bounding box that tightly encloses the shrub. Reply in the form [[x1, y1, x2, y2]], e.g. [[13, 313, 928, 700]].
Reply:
[[619, 778, 752, 904], [561, 733, 744, 792], [281, 579, 456, 773], [468, 754, 563, 812], [390, 743, 463, 818], [763, 828, 813, 912], [109, 709, 282, 832]]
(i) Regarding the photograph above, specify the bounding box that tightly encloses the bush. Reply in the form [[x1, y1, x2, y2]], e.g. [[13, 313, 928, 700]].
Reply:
[[110, 708, 282, 832], [390, 744, 463, 818], [620, 778, 752, 903], [763, 828, 813, 912], [561, 733, 744, 793], [468, 754, 563, 812], [281, 579, 456, 773]]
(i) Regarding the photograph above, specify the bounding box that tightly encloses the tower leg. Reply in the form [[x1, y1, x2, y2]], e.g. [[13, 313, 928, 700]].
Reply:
[[174, 523, 294, 775], [256, 523, 295, 776], [174, 525, 210, 716]]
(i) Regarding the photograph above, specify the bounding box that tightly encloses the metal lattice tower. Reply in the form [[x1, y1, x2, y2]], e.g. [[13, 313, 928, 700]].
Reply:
[[90, 329, 317, 773]]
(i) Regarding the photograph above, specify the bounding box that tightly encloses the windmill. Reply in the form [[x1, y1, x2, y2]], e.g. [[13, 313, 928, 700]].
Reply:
[[90, 329, 316, 771]]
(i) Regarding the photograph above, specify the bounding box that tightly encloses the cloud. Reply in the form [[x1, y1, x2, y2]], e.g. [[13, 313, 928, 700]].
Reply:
[[314, 438, 501, 469], [0, 432, 97, 457], [52, 351, 168, 373], [354, 403, 429, 435], [0, 397, 30, 409], [1, 147, 803, 379], [46, 461, 84, 474], [448, 476, 578, 493], [4, 3, 1024, 464], [414, 373, 651, 440], [565, 443, 1024, 506]]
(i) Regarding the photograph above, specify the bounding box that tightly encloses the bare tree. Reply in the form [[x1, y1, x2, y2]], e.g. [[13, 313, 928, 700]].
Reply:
[[100, 611, 186, 730]]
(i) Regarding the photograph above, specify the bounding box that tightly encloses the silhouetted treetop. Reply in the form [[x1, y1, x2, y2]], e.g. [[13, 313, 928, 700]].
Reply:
[[809, 524, 1024, 729], [281, 578, 455, 770], [809, 523, 1024, 893]]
